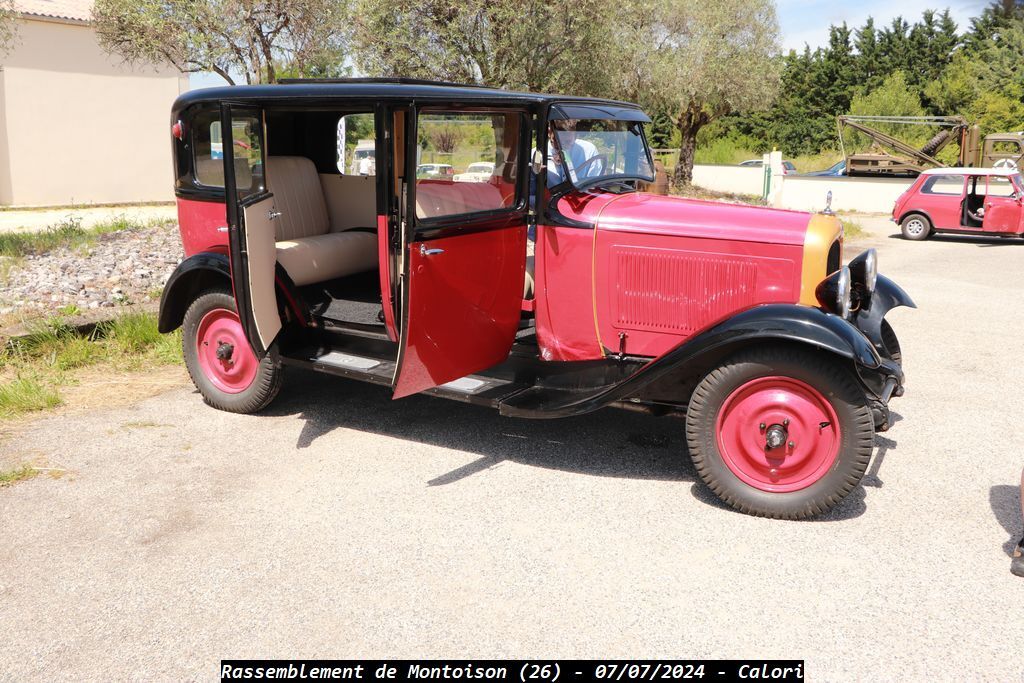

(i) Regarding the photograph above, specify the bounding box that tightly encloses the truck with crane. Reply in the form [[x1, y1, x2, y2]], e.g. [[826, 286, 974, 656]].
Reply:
[[837, 115, 1024, 177]]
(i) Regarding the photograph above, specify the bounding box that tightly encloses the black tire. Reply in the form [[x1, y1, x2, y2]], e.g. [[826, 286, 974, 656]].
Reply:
[[181, 288, 283, 413], [685, 346, 875, 520], [879, 319, 902, 365], [900, 214, 931, 241]]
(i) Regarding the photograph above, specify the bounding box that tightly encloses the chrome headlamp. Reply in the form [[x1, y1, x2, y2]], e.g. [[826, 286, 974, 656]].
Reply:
[[815, 266, 853, 319], [848, 248, 877, 295]]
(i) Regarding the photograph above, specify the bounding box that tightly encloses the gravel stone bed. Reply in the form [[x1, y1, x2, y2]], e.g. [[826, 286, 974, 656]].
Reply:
[[0, 223, 184, 317]]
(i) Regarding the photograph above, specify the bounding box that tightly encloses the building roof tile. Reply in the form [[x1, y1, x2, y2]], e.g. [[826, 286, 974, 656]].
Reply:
[[14, 0, 92, 23]]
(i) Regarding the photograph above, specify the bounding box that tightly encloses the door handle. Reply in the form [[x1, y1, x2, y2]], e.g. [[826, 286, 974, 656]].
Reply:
[[267, 210, 282, 220], [217, 226, 229, 233], [420, 244, 444, 256]]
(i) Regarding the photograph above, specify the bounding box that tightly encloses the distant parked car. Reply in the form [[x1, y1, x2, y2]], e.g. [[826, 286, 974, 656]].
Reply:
[[892, 167, 1024, 240], [454, 161, 495, 182], [805, 161, 846, 177], [417, 163, 454, 179], [739, 159, 796, 174]]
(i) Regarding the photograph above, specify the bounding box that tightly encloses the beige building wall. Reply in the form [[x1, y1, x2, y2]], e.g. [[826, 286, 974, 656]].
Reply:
[[0, 17, 187, 206]]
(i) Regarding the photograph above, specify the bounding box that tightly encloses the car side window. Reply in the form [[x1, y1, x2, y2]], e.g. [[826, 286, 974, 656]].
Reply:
[[226, 110, 265, 199], [987, 176, 1016, 197], [414, 111, 521, 220], [192, 109, 265, 198], [338, 113, 376, 176], [920, 174, 965, 195], [193, 109, 225, 188]]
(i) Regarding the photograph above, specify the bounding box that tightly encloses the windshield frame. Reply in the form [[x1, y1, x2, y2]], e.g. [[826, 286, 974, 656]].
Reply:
[[548, 117, 656, 191]]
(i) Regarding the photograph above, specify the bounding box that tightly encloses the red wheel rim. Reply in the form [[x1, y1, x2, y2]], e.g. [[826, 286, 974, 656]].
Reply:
[[715, 376, 841, 493], [195, 309, 258, 394]]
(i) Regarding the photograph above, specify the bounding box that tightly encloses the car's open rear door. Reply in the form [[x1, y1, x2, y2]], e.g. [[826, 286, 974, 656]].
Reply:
[[392, 106, 529, 399], [222, 103, 281, 356]]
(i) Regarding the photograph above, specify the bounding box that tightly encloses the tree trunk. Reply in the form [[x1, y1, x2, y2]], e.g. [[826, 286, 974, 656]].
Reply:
[[670, 103, 709, 191], [671, 132, 697, 189]]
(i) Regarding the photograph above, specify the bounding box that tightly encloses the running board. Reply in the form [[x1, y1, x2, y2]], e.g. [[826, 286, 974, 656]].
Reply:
[[282, 348, 529, 406]]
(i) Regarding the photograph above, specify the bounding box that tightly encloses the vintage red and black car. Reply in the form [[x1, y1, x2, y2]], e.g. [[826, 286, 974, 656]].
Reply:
[[160, 79, 914, 519]]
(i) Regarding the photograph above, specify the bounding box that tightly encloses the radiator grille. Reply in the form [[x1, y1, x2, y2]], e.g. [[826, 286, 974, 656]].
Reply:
[[614, 248, 759, 334]]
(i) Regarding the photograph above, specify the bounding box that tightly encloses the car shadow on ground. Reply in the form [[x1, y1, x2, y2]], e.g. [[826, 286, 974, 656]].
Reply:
[[989, 484, 1022, 556], [887, 233, 1023, 247], [258, 368, 877, 521]]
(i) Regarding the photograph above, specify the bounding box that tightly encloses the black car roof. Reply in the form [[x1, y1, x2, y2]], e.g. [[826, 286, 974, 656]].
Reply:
[[172, 78, 643, 112]]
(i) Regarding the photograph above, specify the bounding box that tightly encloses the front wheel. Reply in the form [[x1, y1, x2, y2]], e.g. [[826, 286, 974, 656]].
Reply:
[[685, 347, 875, 520], [182, 289, 283, 413]]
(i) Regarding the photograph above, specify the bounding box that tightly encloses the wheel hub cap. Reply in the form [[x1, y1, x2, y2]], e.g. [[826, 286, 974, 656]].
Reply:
[[716, 376, 841, 493], [196, 309, 258, 394]]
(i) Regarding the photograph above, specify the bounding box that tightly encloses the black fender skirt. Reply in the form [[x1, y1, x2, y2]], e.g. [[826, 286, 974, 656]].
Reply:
[[854, 274, 916, 355], [158, 252, 232, 333], [500, 303, 893, 419]]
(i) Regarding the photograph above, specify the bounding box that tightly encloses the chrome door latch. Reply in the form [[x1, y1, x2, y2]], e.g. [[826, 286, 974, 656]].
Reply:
[[268, 209, 282, 220], [420, 244, 444, 256]]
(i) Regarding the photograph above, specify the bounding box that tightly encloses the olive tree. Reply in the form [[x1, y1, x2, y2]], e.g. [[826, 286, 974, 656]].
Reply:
[[0, 0, 18, 59], [352, 0, 614, 95], [92, 0, 351, 84], [614, 0, 781, 187]]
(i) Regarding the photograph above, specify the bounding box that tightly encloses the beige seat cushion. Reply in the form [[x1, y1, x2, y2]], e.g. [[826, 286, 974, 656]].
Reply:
[[265, 156, 378, 285], [266, 156, 330, 241], [276, 231, 378, 287]]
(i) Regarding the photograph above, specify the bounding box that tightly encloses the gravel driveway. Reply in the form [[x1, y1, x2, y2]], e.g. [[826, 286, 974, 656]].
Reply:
[[2, 215, 1024, 681]]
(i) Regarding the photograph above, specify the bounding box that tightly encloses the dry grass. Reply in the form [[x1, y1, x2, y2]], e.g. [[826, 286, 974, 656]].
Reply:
[[0, 312, 183, 423]]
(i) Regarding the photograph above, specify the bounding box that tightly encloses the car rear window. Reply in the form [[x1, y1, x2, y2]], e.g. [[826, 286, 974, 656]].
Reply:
[[920, 175, 965, 195]]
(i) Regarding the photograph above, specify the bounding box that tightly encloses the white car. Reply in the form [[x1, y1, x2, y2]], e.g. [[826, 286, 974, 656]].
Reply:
[[454, 161, 495, 182]]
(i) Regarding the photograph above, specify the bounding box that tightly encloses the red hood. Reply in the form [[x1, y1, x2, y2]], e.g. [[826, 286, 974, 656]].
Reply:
[[557, 192, 812, 246]]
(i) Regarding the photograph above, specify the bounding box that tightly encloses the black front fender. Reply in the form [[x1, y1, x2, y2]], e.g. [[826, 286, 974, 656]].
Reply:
[[500, 304, 887, 418], [158, 252, 231, 333], [854, 274, 916, 355]]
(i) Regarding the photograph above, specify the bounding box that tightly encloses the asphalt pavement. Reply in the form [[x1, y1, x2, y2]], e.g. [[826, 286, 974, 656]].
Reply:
[[2, 214, 1024, 681]]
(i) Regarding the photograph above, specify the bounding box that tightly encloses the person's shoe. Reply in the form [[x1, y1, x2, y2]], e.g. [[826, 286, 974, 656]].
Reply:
[[1012, 539, 1024, 578]]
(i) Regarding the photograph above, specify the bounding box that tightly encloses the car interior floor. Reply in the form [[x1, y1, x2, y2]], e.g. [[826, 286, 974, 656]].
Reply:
[[299, 270, 385, 327]]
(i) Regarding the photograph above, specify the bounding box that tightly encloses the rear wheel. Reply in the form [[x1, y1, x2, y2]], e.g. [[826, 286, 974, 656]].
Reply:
[[900, 214, 931, 241], [685, 347, 875, 520], [182, 289, 283, 413]]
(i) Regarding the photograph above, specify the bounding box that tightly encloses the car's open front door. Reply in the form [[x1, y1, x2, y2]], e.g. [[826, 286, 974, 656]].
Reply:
[[222, 104, 282, 356], [982, 174, 1024, 233], [392, 107, 529, 399]]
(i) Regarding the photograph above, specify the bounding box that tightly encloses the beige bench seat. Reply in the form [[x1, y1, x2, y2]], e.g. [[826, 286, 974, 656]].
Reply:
[[266, 156, 378, 287]]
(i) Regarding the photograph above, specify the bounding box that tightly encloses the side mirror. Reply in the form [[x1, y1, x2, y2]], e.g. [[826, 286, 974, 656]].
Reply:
[[531, 148, 544, 175]]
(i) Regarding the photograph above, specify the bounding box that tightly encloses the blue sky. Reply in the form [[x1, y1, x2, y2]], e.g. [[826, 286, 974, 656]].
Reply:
[[777, 0, 988, 51], [191, 0, 993, 89]]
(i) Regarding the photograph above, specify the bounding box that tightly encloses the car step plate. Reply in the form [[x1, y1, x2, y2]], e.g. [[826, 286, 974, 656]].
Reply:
[[440, 377, 488, 393], [316, 351, 381, 370]]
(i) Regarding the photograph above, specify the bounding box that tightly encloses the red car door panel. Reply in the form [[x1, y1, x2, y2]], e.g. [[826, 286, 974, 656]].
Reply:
[[393, 224, 526, 398], [983, 198, 1022, 233]]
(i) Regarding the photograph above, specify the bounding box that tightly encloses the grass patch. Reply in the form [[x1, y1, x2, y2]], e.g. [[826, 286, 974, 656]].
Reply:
[[0, 376, 62, 417], [672, 184, 767, 206], [841, 219, 866, 239], [0, 311, 182, 420], [0, 214, 170, 258], [0, 464, 39, 486]]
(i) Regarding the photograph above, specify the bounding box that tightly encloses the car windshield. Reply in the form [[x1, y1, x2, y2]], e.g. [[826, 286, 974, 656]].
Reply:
[[551, 119, 654, 188]]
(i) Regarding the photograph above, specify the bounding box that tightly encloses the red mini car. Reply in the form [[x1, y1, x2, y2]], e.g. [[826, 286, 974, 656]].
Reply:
[[160, 80, 913, 519], [893, 167, 1024, 240]]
